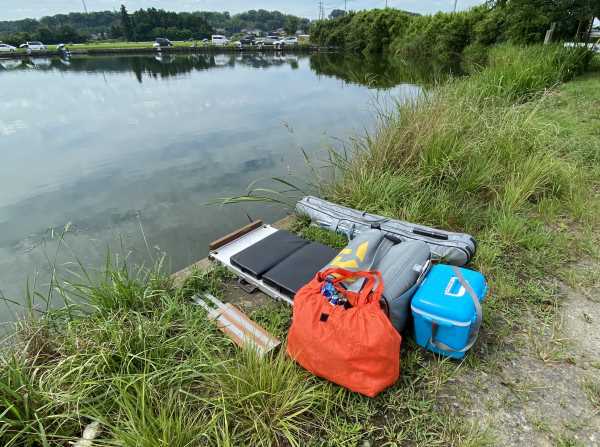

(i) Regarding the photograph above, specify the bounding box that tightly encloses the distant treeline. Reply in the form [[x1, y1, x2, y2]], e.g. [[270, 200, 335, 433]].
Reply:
[[0, 7, 311, 45], [310, 0, 599, 63]]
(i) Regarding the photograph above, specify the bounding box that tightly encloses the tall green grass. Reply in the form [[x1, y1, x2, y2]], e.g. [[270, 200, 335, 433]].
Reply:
[[324, 44, 597, 347], [327, 45, 592, 223], [0, 256, 492, 446], [0, 263, 337, 446]]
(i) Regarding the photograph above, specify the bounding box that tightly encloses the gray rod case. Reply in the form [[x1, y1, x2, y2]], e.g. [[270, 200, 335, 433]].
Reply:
[[323, 230, 430, 333], [296, 196, 476, 266]]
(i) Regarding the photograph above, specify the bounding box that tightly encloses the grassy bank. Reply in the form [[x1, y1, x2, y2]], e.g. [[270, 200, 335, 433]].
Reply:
[[325, 45, 597, 284], [5, 40, 314, 57], [1, 46, 599, 446], [9, 41, 193, 55]]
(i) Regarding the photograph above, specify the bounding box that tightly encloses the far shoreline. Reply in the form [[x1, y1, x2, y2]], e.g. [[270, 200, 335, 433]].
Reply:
[[0, 43, 337, 60]]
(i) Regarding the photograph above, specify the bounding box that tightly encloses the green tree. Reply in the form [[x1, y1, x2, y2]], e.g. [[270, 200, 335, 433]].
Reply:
[[329, 9, 347, 19], [284, 16, 299, 34], [57, 25, 82, 43], [0, 8, 308, 43], [36, 26, 54, 43], [120, 4, 134, 41], [572, 0, 600, 41], [0, 31, 32, 46], [110, 24, 122, 38]]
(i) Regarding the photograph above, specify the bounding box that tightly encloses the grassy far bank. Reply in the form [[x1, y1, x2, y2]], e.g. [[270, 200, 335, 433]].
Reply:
[[6, 41, 147, 55], [6, 41, 167, 54], [68, 39, 310, 51], [1, 46, 599, 446], [5, 39, 313, 56]]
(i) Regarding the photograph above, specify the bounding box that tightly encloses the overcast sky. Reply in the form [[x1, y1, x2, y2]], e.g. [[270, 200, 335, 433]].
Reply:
[[1, 0, 486, 21]]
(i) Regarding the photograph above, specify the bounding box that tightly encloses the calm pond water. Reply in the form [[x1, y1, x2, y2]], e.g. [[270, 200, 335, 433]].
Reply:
[[0, 52, 421, 322]]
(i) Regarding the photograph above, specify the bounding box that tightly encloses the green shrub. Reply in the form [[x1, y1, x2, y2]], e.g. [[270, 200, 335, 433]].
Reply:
[[311, 2, 593, 59], [391, 11, 475, 66], [461, 42, 490, 73], [310, 9, 413, 54]]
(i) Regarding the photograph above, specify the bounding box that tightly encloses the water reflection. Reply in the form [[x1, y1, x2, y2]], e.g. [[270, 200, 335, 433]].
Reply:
[[0, 52, 446, 86], [310, 52, 461, 87], [0, 52, 423, 321], [0, 53, 309, 83]]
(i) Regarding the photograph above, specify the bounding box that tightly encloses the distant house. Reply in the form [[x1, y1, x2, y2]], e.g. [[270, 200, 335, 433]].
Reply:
[[215, 28, 226, 35], [295, 30, 305, 36], [238, 28, 262, 37]]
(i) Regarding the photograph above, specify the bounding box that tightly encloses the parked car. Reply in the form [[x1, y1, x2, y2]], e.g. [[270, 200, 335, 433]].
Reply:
[[211, 35, 229, 46], [20, 41, 47, 51], [240, 35, 256, 46], [153, 38, 172, 49], [258, 35, 283, 48], [280, 37, 298, 46], [0, 43, 17, 53]]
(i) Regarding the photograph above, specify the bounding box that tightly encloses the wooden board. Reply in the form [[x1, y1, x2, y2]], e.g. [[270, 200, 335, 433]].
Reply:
[[196, 293, 280, 355], [212, 304, 280, 354], [209, 220, 263, 251]]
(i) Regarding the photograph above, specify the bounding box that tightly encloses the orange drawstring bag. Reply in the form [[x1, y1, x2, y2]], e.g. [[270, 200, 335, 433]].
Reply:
[[287, 268, 401, 397]]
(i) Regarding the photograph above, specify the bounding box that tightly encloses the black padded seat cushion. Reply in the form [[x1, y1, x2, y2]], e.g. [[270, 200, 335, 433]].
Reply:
[[262, 242, 340, 297], [230, 230, 309, 279]]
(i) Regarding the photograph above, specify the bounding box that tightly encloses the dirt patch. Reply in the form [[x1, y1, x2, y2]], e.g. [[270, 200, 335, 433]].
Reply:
[[219, 279, 274, 311], [562, 286, 600, 363], [449, 355, 600, 445], [443, 278, 600, 446]]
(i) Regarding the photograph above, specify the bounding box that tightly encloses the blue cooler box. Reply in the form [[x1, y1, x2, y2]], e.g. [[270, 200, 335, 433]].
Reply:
[[411, 264, 487, 359]]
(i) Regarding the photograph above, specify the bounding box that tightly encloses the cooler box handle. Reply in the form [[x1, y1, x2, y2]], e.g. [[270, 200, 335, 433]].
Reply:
[[445, 276, 465, 297]]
